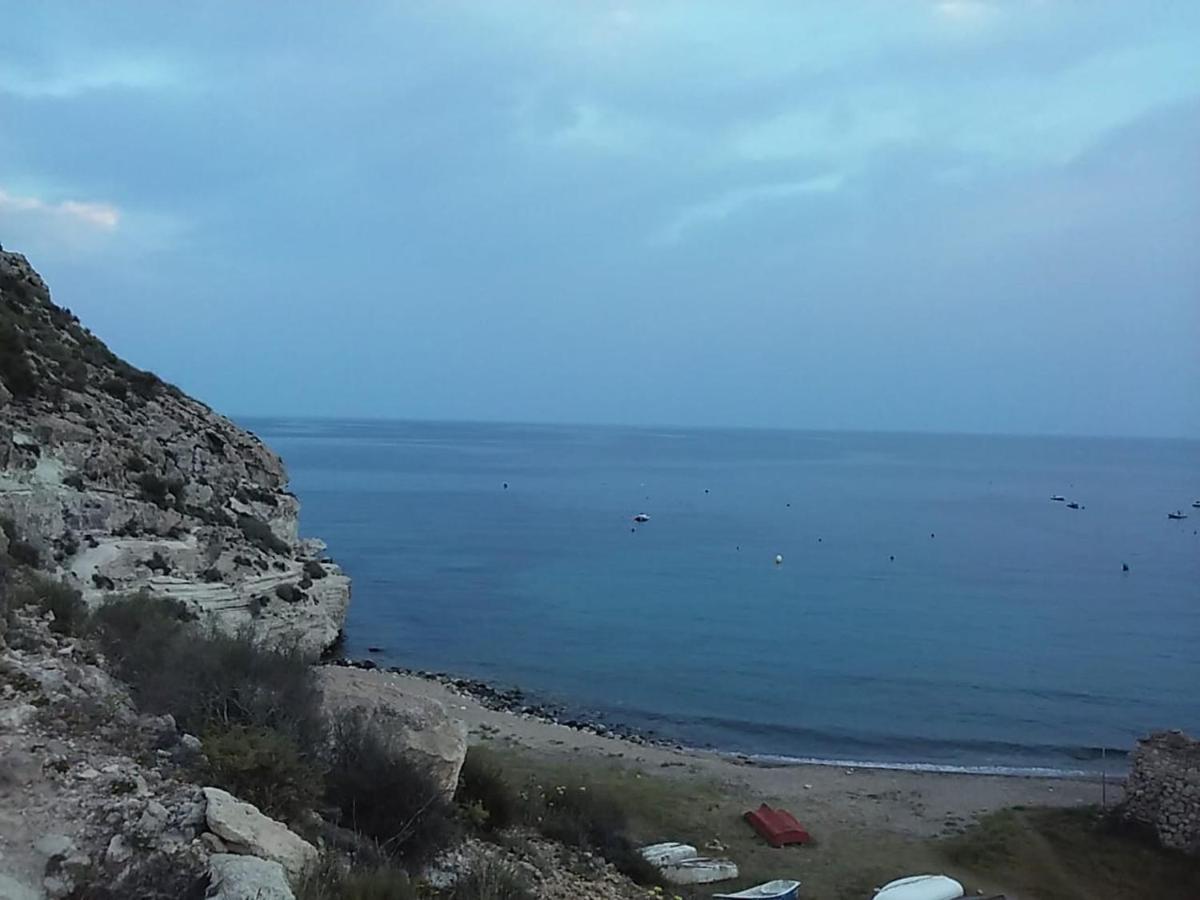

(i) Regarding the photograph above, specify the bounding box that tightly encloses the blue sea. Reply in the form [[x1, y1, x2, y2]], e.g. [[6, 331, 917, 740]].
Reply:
[[249, 419, 1199, 776]]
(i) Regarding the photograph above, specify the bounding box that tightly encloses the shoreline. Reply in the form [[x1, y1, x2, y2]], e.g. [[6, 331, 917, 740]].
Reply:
[[325, 657, 1121, 784]]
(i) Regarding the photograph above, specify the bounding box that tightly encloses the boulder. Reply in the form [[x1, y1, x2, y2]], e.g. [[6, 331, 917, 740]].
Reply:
[[202, 788, 316, 883], [207, 854, 295, 900], [0, 873, 40, 900], [317, 666, 468, 798]]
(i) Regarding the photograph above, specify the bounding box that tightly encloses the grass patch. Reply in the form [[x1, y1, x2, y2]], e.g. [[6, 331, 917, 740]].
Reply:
[[458, 746, 520, 833], [447, 858, 533, 900], [295, 856, 416, 900], [941, 806, 1200, 900]]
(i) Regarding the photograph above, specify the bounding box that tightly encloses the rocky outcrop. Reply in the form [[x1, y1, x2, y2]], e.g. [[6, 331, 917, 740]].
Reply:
[[202, 788, 316, 882], [1120, 730, 1200, 855], [0, 608, 209, 898], [207, 853, 296, 900], [0, 248, 348, 654], [317, 666, 468, 798]]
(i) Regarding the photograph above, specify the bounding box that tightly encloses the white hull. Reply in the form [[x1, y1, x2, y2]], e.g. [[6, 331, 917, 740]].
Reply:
[[875, 874, 964, 900], [660, 857, 739, 885], [637, 842, 698, 867]]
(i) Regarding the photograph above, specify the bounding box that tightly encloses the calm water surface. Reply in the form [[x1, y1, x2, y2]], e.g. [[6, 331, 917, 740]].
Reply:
[[249, 420, 1200, 774]]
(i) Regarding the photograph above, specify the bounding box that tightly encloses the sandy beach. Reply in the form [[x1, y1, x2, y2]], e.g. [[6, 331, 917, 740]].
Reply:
[[369, 669, 1110, 832], [334, 666, 1120, 898]]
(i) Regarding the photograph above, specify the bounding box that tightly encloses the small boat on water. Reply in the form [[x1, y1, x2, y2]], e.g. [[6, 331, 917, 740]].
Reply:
[[1168, 510, 1188, 520], [874, 874, 964, 900], [1066, 501, 1081, 509], [637, 842, 697, 867], [1192, 500, 1200, 509], [714, 879, 801, 900], [1051, 495, 1066, 502], [658, 857, 739, 885], [632, 513, 651, 523]]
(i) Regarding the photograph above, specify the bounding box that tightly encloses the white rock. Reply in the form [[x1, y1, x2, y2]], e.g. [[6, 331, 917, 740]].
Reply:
[[34, 834, 75, 860], [203, 788, 315, 883], [105, 834, 133, 865], [207, 854, 295, 900], [0, 873, 40, 900], [317, 667, 468, 798], [0, 704, 39, 731]]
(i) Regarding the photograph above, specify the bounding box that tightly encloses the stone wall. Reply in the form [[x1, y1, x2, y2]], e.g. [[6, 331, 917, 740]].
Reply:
[[1120, 730, 1200, 854]]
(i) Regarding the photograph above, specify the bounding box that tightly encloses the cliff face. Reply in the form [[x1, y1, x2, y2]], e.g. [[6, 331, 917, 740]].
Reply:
[[0, 248, 349, 653]]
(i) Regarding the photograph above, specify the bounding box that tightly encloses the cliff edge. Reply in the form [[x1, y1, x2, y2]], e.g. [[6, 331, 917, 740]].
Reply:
[[0, 247, 349, 653]]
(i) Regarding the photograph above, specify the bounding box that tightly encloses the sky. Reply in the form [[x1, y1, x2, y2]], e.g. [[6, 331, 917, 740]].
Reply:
[[1, 2, 1198, 438]]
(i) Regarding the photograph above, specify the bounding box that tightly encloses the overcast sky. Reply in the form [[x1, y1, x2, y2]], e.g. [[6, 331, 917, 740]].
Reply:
[[1, 2, 1197, 437]]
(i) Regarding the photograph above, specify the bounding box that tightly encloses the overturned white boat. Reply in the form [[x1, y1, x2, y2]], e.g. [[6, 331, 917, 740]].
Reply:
[[637, 842, 697, 867], [714, 879, 801, 899], [874, 874, 964, 900], [659, 857, 739, 885]]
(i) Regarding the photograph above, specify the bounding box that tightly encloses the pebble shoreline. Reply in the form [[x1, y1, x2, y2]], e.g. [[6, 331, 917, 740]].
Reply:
[[324, 657, 691, 753]]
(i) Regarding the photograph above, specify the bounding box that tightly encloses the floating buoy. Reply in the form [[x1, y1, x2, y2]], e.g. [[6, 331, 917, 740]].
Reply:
[[774, 554, 783, 565], [1122, 562, 1130, 572], [503, 482, 508, 490]]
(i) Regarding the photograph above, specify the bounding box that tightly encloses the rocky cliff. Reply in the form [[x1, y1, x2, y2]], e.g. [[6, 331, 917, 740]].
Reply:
[[0, 248, 349, 653]]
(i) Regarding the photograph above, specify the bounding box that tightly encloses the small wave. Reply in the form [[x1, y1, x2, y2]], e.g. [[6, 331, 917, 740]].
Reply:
[[722, 752, 1097, 779]]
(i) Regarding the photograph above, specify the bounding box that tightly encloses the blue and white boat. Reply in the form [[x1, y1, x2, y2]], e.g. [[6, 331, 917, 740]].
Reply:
[[714, 880, 801, 900]]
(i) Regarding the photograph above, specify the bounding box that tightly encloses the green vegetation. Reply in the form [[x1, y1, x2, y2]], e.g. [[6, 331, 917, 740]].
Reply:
[[942, 807, 1200, 900], [446, 859, 532, 900], [203, 724, 322, 823], [238, 514, 289, 555], [296, 857, 416, 900], [0, 320, 38, 397], [458, 747, 520, 832], [4, 571, 88, 635], [325, 709, 460, 870], [1, 514, 41, 569]]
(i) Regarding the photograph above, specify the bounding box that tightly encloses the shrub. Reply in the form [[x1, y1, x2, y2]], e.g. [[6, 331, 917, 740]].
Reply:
[[0, 321, 37, 398], [295, 856, 416, 900], [92, 596, 323, 749], [100, 376, 128, 400], [448, 859, 533, 900], [125, 453, 148, 473], [138, 472, 169, 506], [238, 515, 289, 555], [526, 780, 660, 885], [8, 573, 88, 635], [458, 747, 519, 832], [203, 724, 323, 824], [324, 710, 460, 871], [1, 515, 41, 569], [145, 551, 172, 574], [275, 583, 303, 603], [63, 472, 85, 490], [64, 849, 208, 899], [201, 567, 224, 583], [303, 560, 328, 580]]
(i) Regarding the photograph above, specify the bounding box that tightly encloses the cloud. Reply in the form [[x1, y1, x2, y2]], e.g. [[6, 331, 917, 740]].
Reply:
[[0, 57, 184, 99], [0, 187, 120, 230], [652, 173, 845, 245], [0, 187, 127, 260]]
